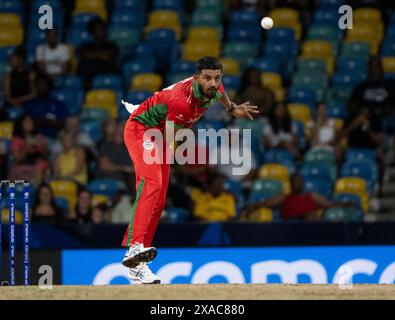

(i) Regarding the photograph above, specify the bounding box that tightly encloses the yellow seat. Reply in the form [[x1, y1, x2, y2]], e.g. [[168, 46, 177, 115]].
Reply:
[[335, 177, 367, 199], [0, 13, 22, 28], [0, 29, 23, 47], [1, 209, 23, 224], [258, 163, 290, 193], [131, 73, 163, 92], [188, 26, 219, 42], [182, 41, 220, 61], [74, 0, 107, 20], [84, 89, 118, 118], [302, 40, 333, 59], [333, 118, 345, 131], [354, 7, 381, 23], [49, 179, 78, 213], [261, 72, 282, 89], [273, 88, 285, 102], [145, 10, 182, 39], [92, 194, 109, 207], [0, 121, 14, 140], [287, 103, 311, 124], [220, 58, 240, 76], [270, 8, 301, 39], [243, 207, 274, 222], [346, 25, 380, 55], [382, 57, 395, 73]]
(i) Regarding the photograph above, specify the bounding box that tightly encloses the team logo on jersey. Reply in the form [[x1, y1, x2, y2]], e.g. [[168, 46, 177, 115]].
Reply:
[[143, 140, 154, 151]]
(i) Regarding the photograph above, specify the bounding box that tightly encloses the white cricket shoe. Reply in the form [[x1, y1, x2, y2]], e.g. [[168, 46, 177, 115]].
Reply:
[[122, 243, 158, 268], [129, 262, 161, 284]]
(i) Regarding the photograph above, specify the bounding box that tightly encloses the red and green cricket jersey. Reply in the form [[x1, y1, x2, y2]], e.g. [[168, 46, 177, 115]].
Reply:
[[130, 77, 224, 131]]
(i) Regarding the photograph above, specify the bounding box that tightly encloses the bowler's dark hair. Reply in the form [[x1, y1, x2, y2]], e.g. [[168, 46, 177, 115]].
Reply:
[[196, 56, 222, 73]]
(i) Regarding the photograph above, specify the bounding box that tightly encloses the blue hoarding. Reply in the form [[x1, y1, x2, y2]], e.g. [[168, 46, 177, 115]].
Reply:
[[62, 246, 395, 285]]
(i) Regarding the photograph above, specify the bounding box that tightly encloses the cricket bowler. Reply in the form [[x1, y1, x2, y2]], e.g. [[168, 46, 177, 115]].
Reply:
[[121, 56, 259, 284]]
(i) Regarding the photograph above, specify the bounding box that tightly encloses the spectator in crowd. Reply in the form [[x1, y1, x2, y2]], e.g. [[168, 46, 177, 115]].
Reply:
[[23, 74, 68, 139], [36, 29, 71, 78], [69, 189, 104, 224], [238, 68, 275, 118], [308, 103, 342, 162], [209, 127, 258, 183], [340, 105, 385, 195], [77, 17, 119, 88], [31, 183, 64, 224], [166, 166, 194, 212], [3, 47, 36, 108], [193, 174, 237, 222], [9, 115, 49, 184], [349, 56, 395, 118], [110, 191, 133, 224], [263, 102, 302, 160], [53, 130, 88, 186], [242, 173, 353, 222], [95, 119, 133, 189], [51, 115, 96, 162]]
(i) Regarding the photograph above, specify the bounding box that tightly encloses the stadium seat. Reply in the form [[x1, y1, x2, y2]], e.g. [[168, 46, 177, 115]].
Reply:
[[0, 0, 23, 15], [222, 75, 241, 91], [258, 163, 290, 193], [188, 26, 219, 42], [301, 40, 334, 74], [166, 207, 190, 223], [263, 149, 296, 174], [84, 89, 118, 118], [165, 72, 190, 86], [122, 59, 156, 84], [323, 207, 363, 222], [325, 87, 353, 104], [340, 42, 371, 59], [382, 57, 395, 73], [326, 100, 348, 120], [340, 159, 379, 195], [303, 176, 333, 199], [301, 162, 335, 182], [92, 74, 123, 91], [227, 24, 262, 42], [331, 72, 366, 88], [182, 41, 220, 61], [74, 0, 107, 21], [55, 197, 69, 214], [334, 193, 363, 210], [92, 194, 110, 207], [287, 103, 312, 125], [81, 108, 109, 123], [49, 179, 78, 213], [52, 88, 84, 115], [335, 177, 368, 204], [220, 58, 240, 76], [111, 11, 146, 29], [346, 25, 380, 55], [267, 27, 296, 42], [287, 86, 316, 109], [113, 0, 145, 12], [88, 178, 127, 197], [195, 0, 224, 13], [336, 57, 368, 74], [145, 10, 182, 40], [250, 57, 281, 74], [224, 41, 258, 69], [319, 0, 345, 8], [131, 73, 163, 92], [171, 60, 196, 74], [304, 148, 336, 166], [346, 148, 376, 161], [249, 179, 283, 203], [297, 58, 327, 73], [270, 8, 301, 39], [313, 9, 339, 25], [80, 120, 103, 144], [53, 75, 83, 90], [109, 27, 141, 53], [261, 72, 282, 89], [0, 121, 13, 141]]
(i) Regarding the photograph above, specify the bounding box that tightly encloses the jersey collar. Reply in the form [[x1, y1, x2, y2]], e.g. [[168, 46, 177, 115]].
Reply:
[[193, 80, 222, 108]]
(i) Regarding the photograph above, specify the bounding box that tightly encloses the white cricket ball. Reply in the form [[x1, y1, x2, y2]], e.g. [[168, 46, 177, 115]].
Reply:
[[261, 17, 274, 30]]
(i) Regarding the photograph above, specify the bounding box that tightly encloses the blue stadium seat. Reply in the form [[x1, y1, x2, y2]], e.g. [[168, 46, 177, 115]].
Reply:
[[331, 72, 366, 88], [249, 179, 283, 203], [53, 75, 83, 90], [303, 176, 333, 199], [0, 1, 23, 15], [227, 24, 262, 42], [67, 29, 93, 48], [122, 59, 156, 84], [292, 120, 308, 150], [5, 106, 24, 120], [147, 29, 179, 70], [346, 148, 376, 162], [381, 39, 395, 57], [32, 0, 62, 11], [111, 12, 146, 29], [337, 57, 368, 74], [230, 10, 259, 24], [92, 74, 123, 91], [318, 0, 345, 8], [153, 0, 184, 13], [170, 60, 196, 74], [166, 207, 190, 223], [326, 100, 348, 119], [80, 121, 103, 144], [165, 72, 190, 86], [267, 27, 296, 42], [222, 75, 241, 91], [55, 197, 69, 215], [313, 9, 339, 25], [88, 178, 127, 197], [124, 90, 152, 104], [52, 88, 84, 115], [113, 0, 145, 12], [223, 179, 244, 213], [263, 41, 298, 61], [288, 86, 316, 109], [334, 193, 363, 210], [340, 159, 379, 194], [301, 163, 335, 182], [323, 207, 363, 222], [0, 46, 15, 63], [250, 57, 282, 73], [264, 149, 296, 174]]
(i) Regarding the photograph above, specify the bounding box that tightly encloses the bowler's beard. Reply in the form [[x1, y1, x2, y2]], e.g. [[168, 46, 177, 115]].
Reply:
[[199, 84, 217, 99]]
